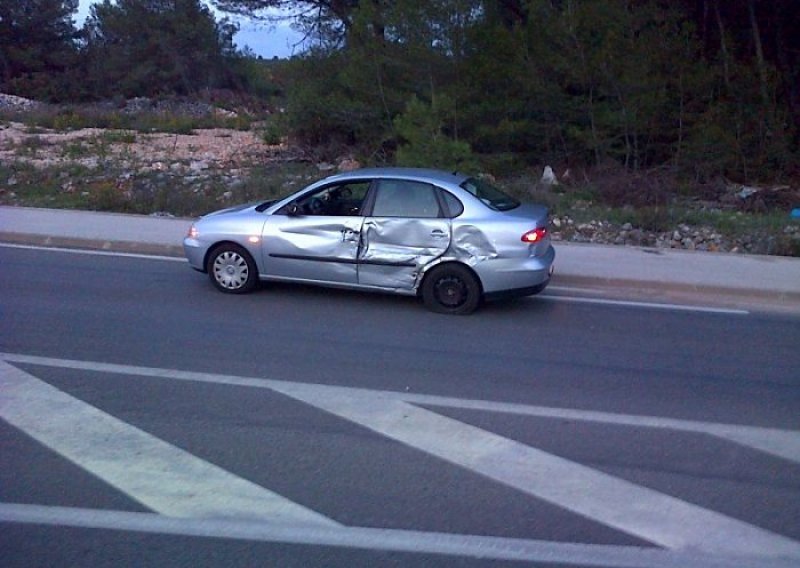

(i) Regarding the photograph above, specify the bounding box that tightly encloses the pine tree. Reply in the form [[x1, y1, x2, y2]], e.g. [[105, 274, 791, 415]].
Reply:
[[0, 0, 79, 100]]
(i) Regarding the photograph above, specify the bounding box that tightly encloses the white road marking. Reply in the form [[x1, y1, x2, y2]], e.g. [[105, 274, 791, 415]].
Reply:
[[4, 352, 797, 464], [540, 294, 750, 315], [0, 361, 338, 526], [400, 394, 800, 466], [2, 504, 797, 568], [267, 381, 800, 559], [0, 242, 183, 262], [2, 352, 799, 560]]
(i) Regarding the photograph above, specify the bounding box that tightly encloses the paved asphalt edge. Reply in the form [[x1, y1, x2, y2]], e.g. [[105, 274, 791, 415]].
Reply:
[[4, 229, 800, 313]]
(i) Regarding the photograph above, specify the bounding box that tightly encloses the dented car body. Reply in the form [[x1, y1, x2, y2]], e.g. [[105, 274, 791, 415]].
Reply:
[[183, 168, 555, 314]]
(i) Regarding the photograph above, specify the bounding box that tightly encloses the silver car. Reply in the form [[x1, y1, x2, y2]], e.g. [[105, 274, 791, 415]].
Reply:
[[184, 168, 555, 314]]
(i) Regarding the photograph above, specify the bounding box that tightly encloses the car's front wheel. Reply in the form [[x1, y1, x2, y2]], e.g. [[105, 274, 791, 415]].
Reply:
[[207, 244, 258, 294], [421, 264, 482, 315]]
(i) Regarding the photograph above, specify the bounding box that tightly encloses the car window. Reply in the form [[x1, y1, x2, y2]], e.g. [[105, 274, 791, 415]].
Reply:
[[460, 177, 520, 211], [290, 181, 371, 216], [372, 180, 442, 218], [439, 189, 464, 218]]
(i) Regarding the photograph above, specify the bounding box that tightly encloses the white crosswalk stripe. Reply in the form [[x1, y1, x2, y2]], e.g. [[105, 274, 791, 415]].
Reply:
[[2, 352, 799, 566], [270, 380, 800, 559], [0, 360, 338, 526]]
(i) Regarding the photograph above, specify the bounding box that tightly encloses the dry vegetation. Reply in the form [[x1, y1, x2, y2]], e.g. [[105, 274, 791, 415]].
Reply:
[[1, 102, 799, 256]]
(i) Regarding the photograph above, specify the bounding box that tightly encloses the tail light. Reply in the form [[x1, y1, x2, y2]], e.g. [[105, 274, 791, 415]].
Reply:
[[521, 227, 547, 243]]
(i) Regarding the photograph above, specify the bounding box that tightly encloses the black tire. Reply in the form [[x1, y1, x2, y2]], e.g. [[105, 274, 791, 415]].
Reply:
[[421, 264, 482, 315], [206, 244, 258, 294]]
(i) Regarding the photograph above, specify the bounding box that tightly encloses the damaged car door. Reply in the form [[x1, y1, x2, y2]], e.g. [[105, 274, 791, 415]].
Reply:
[[262, 181, 371, 285], [358, 179, 451, 290]]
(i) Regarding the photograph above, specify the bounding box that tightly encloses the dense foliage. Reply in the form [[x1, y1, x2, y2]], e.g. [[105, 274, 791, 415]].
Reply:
[[2, 0, 798, 185], [83, 0, 240, 98], [1, 0, 246, 101], [0, 0, 81, 99], [268, 0, 800, 183]]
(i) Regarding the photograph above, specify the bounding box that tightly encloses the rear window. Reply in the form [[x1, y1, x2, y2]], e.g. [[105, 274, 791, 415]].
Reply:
[[460, 177, 520, 211], [372, 180, 442, 218]]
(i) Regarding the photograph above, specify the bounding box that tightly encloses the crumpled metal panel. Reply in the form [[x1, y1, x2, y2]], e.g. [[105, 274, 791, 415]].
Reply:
[[449, 224, 499, 265], [358, 218, 450, 289], [360, 219, 449, 264], [359, 263, 417, 289], [278, 224, 357, 256], [261, 216, 361, 284]]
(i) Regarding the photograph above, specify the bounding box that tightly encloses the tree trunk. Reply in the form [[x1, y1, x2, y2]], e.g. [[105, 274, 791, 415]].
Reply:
[[713, 0, 730, 89], [748, 0, 770, 109], [772, 0, 800, 134]]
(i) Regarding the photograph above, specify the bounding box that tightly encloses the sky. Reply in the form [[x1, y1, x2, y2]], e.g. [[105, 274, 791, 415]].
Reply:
[[76, 0, 304, 59]]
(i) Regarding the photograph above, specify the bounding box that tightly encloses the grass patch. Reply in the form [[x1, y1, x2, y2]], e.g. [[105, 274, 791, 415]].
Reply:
[[99, 131, 137, 144], [0, 162, 96, 209], [61, 141, 91, 159], [677, 209, 786, 236]]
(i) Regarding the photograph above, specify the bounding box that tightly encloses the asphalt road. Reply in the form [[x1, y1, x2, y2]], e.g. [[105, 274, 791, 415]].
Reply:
[[1, 245, 799, 567]]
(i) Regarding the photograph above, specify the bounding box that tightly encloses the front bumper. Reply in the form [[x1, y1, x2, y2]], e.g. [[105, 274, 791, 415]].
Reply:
[[183, 238, 207, 271]]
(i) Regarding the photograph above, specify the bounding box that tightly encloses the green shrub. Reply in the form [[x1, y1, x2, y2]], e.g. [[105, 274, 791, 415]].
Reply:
[[630, 206, 673, 232], [260, 117, 286, 145], [394, 95, 477, 171], [87, 179, 129, 211], [62, 141, 89, 159]]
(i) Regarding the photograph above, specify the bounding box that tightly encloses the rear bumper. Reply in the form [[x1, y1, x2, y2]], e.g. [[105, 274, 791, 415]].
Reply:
[[474, 245, 556, 295], [483, 277, 551, 301]]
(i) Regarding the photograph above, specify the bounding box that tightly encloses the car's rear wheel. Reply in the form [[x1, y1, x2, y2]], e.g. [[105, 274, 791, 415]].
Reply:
[[421, 264, 481, 315], [207, 244, 258, 294]]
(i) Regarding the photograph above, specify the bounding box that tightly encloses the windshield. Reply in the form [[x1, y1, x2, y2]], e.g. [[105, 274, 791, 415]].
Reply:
[[459, 177, 520, 211]]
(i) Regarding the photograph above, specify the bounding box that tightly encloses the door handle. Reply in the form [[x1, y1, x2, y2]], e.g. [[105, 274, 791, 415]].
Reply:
[[430, 229, 447, 238], [341, 228, 360, 242]]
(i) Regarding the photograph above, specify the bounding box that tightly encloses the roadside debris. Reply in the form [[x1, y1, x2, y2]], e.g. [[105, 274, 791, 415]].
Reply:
[[727, 180, 799, 212]]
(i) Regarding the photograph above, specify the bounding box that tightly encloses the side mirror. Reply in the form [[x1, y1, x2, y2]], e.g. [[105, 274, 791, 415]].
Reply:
[[287, 203, 301, 216]]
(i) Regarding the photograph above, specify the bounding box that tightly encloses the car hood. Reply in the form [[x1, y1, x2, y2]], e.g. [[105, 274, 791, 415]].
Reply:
[[202, 201, 261, 218]]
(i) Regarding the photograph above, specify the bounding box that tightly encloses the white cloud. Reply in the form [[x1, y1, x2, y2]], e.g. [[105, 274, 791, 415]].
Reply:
[[234, 21, 305, 59]]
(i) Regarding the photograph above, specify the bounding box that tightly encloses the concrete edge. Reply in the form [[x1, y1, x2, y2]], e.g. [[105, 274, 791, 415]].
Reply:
[[0, 233, 184, 258], [554, 273, 800, 305]]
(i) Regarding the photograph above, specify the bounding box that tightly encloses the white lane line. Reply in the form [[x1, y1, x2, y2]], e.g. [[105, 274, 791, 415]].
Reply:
[[3, 352, 797, 465], [266, 381, 800, 559], [3, 504, 796, 568], [0, 242, 183, 262], [540, 294, 750, 315], [0, 361, 338, 526]]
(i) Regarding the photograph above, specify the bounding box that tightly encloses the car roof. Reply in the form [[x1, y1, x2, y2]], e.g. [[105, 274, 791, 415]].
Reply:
[[323, 167, 470, 186]]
